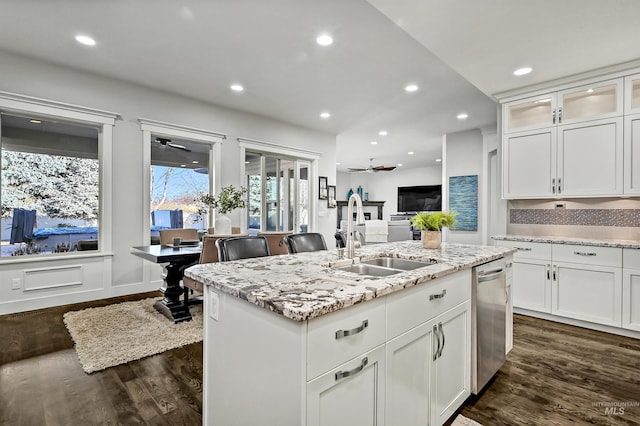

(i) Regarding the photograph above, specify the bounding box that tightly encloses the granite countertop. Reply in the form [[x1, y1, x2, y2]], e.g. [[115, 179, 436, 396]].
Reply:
[[492, 235, 640, 249], [185, 240, 515, 322]]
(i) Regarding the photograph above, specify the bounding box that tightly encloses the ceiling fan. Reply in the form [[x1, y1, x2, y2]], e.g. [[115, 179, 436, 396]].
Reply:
[[154, 137, 191, 152], [348, 158, 396, 173]]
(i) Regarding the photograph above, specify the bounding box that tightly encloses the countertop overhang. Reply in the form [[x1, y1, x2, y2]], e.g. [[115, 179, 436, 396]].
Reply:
[[184, 241, 515, 322]]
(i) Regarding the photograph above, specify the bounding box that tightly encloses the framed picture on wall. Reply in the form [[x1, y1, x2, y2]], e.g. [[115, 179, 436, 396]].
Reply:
[[319, 176, 328, 200], [327, 185, 336, 208]]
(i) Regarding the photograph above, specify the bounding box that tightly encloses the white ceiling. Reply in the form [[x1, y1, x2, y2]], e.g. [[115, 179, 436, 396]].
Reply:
[[0, 0, 638, 172]]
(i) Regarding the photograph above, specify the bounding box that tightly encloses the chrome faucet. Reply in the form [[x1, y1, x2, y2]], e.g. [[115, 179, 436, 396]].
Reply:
[[346, 193, 365, 259]]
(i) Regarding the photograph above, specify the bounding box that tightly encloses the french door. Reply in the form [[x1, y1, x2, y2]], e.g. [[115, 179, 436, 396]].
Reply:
[[245, 151, 309, 233]]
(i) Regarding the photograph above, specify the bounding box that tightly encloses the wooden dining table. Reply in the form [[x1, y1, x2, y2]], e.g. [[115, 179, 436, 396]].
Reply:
[[130, 244, 202, 323]]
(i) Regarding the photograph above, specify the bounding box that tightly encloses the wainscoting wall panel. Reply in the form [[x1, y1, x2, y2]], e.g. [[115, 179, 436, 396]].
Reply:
[[23, 264, 84, 292]]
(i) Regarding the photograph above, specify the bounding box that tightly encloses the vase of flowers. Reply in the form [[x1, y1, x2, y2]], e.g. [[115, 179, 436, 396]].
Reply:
[[410, 211, 457, 249], [197, 185, 247, 235]]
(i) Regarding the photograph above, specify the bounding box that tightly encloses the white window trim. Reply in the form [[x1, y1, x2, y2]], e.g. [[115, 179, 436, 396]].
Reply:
[[237, 137, 321, 232], [0, 91, 119, 263], [139, 117, 226, 242]]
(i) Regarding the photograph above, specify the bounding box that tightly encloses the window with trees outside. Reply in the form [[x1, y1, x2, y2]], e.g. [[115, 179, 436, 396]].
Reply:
[[150, 136, 209, 241], [1, 113, 100, 257]]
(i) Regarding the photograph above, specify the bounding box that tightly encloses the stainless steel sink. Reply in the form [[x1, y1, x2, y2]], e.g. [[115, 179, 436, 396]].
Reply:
[[361, 257, 435, 271], [335, 257, 436, 277], [335, 263, 402, 277]]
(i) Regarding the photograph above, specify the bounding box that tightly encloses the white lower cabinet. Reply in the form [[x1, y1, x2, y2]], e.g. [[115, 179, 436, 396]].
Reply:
[[386, 301, 470, 426], [623, 248, 640, 331], [505, 258, 513, 354], [512, 260, 551, 313], [496, 240, 626, 330], [307, 344, 386, 426], [552, 262, 622, 326]]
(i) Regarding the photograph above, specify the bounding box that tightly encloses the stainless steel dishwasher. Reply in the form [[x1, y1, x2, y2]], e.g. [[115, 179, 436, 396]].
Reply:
[[471, 257, 507, 394]]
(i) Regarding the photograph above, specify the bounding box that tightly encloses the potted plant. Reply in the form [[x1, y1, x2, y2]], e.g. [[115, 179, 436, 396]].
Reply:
[[197, 185, 247, 235], [410, 211, 457, 249]]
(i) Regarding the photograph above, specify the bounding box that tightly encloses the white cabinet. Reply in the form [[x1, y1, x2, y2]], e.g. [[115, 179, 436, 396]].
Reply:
[[623, 248, 640, 332], [307, 344, 385, 426], [386, 302, 470, 426], [496, 241, 552, 312], [624, 73, 640, 114], [502, 77, 624, 199], [624, 113, 640, 194], [386, 270, 471, 426], [496, 241, 624, 329]]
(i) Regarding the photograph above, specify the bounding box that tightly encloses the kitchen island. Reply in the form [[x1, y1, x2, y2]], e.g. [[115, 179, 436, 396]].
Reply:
[[185, 240, 515, 426]]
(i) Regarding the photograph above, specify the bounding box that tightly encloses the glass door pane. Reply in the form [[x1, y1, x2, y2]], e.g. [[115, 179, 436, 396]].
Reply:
[[298, 161, 310, 233], [245, 152, 262, 234], [264, 156, 279, 231], [561, 82, 618, 121]]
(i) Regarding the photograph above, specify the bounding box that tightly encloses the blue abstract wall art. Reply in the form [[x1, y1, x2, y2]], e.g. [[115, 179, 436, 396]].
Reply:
[[449, 175, 478, 231]]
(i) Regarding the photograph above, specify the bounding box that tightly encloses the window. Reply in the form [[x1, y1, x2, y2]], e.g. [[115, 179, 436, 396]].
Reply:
[[150, 136, 210, 236], [1, 113, 100, 256]]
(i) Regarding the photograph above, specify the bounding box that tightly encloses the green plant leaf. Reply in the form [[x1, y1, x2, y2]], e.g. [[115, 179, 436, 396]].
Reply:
[[410, 211, 457, 231]]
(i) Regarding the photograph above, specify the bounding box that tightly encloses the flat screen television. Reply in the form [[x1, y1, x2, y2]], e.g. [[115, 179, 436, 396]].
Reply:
[[397, 185, 442, 213]]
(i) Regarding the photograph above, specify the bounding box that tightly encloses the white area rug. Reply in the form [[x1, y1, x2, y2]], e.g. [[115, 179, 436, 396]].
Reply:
[[63, 297, 203, 373], [452, 414, 483, 426]]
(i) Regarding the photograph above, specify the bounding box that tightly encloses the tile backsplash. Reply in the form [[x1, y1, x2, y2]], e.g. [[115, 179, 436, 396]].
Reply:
[[507, 198, 640, 241]]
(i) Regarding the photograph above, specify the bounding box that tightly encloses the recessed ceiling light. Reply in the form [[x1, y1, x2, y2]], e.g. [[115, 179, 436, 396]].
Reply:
[[180, 164, 186, 168], [29, 119, 41, 124], [408, 151, 414, 155], [370, 141, 378, 145], [587, 88, 594, 93], [397, 163, 403, 167], [513, 67, 532, 76], [435, 158, 442, 162], [405, 84, 419, 92], [316, 34, 333, 46], [75, 35, 96, 46], [245, 161, 250, 164], [336, 162, 341, 165], [379, 130, 388, 136], [457, 113, 469, 120], [192, 161, 199, 164], [320, 112, 331, 119], [230, 84, 244, 92]]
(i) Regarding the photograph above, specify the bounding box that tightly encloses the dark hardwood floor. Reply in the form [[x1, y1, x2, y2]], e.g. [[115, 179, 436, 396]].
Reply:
[[457, 315, 640, 426], [2, 297, 640, 425]]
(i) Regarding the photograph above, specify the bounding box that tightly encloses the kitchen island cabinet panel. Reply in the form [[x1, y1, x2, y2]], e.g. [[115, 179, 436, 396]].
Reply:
[[307, 344, 385, 426]]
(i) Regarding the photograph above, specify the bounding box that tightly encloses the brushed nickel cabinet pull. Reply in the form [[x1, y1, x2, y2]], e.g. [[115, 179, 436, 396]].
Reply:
[[437, 322, 445, 358], [558, 107, 563, 123], [433, 325, 440, 361], [546, 264, 551, 280], [558, 177, 562, 194], [335, 320, 368, 339], [515, 247, 532, 251], [429, 289, 447, 301], [335, 357, 368, 381], [552, 109, 556, 124], [552, 178, 556, 194], [553, 265, 557, 281], [574, 251, 596, 256]]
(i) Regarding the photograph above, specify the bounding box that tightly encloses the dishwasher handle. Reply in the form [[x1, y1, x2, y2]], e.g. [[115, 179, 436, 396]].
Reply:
[[477, 268, 506, 283]]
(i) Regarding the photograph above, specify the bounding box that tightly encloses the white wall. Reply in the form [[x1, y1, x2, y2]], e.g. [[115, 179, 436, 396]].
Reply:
[[0, 50, 337, 313], [444, 129, 483, 245], [337, 166, 442, 220]]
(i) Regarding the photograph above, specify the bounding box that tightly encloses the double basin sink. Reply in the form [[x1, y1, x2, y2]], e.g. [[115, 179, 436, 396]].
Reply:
[[336, 257, 436, 277]]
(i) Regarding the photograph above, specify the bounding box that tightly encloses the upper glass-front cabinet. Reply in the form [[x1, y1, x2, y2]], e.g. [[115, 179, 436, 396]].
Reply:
[[503, 78, 623, 133], [625, 73, 640, 114], [503, 93, 557, 133], [557, 78, 622, 124]]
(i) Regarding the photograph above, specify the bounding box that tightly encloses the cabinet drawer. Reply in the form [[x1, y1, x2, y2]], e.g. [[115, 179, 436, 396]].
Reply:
[[307, 297, 386, 380], [552, 244, 622, 267], [495, 240, 551, 261], [387, 269, 471, 340], [623, 248, 640, 269]]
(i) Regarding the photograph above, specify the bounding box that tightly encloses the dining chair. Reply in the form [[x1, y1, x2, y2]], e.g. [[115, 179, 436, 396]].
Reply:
[[284, 233, 328, 254], [216, 236, 271, 262], [258, 231, 292, 256], [159, 228, 199, 245]]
